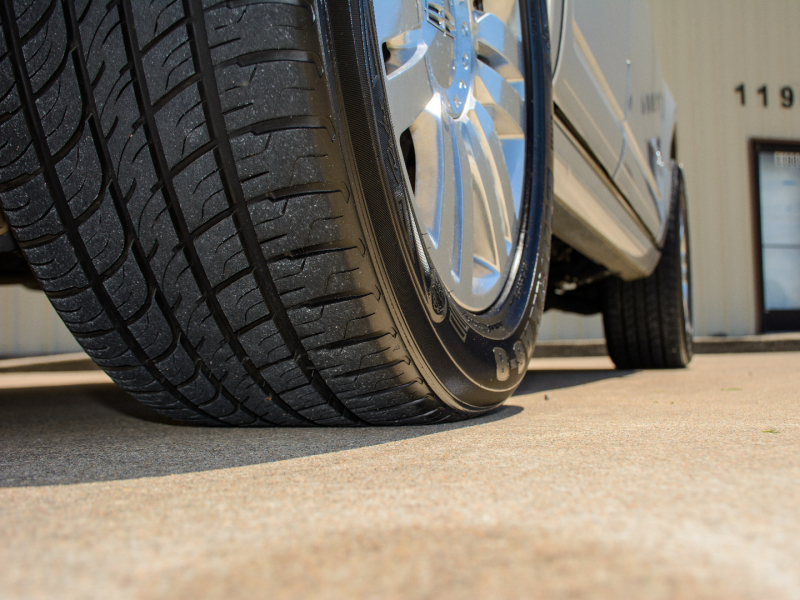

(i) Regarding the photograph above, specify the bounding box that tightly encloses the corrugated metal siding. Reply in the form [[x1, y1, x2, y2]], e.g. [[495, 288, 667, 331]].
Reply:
[[2, 1, 798, 354], [649, 0, 800, 336], [542, 0, 800, 341]]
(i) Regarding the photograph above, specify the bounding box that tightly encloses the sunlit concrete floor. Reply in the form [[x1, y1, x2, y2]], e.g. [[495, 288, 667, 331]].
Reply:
[[1, 352, 799, 600]]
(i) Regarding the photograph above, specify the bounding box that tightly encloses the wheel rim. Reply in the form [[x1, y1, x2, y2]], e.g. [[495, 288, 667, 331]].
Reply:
[[374, 0, 527, 312]]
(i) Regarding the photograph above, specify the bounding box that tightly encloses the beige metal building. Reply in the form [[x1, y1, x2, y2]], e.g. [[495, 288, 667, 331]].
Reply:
[[2, 0, 799, 355], [541, 0, 800, 341]]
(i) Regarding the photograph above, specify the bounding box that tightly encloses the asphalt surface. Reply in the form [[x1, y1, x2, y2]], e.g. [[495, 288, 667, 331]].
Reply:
[[1, 352, 799, 599]]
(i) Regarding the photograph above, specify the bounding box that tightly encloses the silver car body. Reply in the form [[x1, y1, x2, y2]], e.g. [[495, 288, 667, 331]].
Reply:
[[547, 0, 676, 280]]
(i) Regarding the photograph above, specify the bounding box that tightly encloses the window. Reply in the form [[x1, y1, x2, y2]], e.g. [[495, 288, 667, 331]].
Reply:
[[753, 141, 800, 332]]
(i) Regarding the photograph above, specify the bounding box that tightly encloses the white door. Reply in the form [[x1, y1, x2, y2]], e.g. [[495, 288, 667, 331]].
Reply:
[[614, 0, 671, 238], [552, 0, 629, 176]]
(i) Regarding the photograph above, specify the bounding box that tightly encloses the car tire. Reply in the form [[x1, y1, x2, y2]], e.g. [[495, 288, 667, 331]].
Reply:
[[0, 0, 552, 425], [603, 166, 694, 369]]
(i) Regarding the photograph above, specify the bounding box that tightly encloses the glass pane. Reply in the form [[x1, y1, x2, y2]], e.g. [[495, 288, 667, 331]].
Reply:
[[763, 247, 800, 311], [758, 151, 800, 247]]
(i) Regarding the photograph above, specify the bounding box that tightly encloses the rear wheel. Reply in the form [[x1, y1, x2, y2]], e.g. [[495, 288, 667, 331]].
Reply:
[[0, 0, 552, 425], [603, 167, 694, 369]]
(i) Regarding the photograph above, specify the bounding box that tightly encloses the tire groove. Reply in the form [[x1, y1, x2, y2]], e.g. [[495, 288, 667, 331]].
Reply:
[[229, 115, 334, 141], [118, 0, 311, 425], [3, 0, 467, 426], [184, 0, 367, 425], [246, 181, 349, 205], [0, 0, 229, 426], [150, 72, 203, 113], [139, 16, 191, 55], [19, 0, 59, 44], [66, 0, 272, 425], [32, 42, 75, 99], [332, 359, 408, 380], [269, 240, 358, 262], [235, 312, 273, 337], [216, 49, 323, 75], [203, 0, 315, 15], [0, 168, 45, 194]]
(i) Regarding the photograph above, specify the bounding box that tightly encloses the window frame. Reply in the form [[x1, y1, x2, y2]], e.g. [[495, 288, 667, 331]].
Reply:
[[750, 138, 800, 332]]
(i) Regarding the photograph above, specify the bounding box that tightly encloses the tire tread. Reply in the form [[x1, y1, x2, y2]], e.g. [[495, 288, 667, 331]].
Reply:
[[603, 169, 693, 370], [0, 0, 462, 425]]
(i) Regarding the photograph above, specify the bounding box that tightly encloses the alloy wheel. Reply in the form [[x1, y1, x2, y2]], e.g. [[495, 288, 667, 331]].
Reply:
[[375, 0, 527, 312]]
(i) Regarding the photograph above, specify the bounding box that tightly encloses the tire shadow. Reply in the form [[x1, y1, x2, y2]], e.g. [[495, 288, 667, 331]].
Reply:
[[513, 368, 636, 396], [0, 382, 521, 488]]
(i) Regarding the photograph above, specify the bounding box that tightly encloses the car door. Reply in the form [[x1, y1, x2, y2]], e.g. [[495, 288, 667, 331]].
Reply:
[[552, 0, 628, 178], [614, 0, 674, 240]]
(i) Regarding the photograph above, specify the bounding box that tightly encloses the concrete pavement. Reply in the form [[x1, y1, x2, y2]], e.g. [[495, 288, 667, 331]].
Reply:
[[1, 353, 799, 599], [532, 332, 800, 357]]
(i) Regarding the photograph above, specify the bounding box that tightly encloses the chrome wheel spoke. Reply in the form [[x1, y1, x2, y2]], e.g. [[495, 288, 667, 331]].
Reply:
[[463, 118, 507, 293], [385, 46, 436, 139], [373, 0, 423, 43], [474, 61, 525, 137], [471, 103, 516, 252], [475, 11, 525, 83], [410, 96, 445, 243], [480, 0, 523, 40], [451, 118, 475, 299], [383, 0, 528, 311]]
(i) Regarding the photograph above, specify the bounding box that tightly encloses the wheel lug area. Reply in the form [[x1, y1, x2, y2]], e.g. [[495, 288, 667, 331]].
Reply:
[[424, 0, 474, 117]]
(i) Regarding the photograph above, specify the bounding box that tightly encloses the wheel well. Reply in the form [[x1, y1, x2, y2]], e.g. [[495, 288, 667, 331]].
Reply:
[[545, 236, 610, 315]]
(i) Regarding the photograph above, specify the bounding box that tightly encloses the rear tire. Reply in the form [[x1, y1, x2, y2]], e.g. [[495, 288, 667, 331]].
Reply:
[[0, 0, 552, 425], [603, 167, 693, 369]]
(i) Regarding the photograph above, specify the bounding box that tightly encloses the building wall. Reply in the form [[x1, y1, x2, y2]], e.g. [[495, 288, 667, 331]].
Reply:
[[651, 0, 800, 337], [540, 0, 800, 341], [0, 285, 81, 357], [2, 0, 799, 354]]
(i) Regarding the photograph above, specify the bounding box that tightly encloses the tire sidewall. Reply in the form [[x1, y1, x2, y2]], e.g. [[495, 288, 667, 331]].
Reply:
[[323, 0, 553, 409], [673, 166, 693, 363]]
